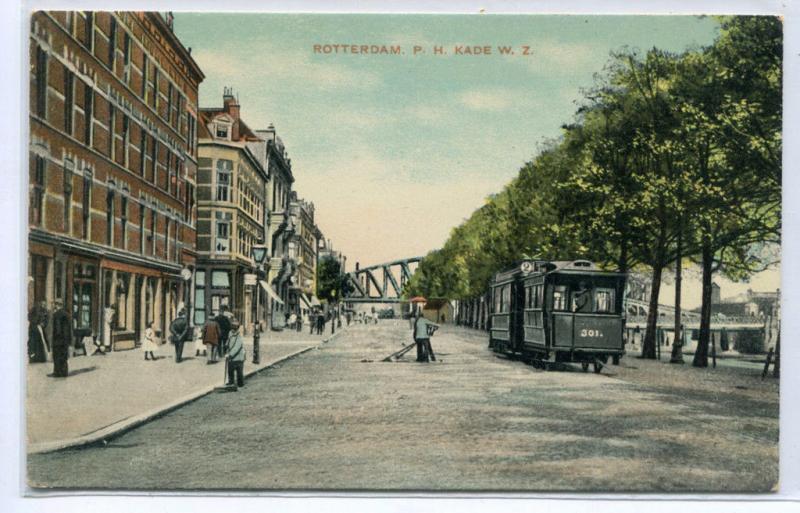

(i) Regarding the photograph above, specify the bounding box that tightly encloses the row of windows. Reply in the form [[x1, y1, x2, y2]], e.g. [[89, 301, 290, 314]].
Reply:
[[32, 44, 192, 206], [30, 154, 185, 263], [57, 11, 195, 148], [492, 283, 617, 314]]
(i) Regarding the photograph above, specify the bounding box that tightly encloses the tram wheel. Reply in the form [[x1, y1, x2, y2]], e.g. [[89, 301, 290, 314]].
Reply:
[[612, 355, 620, 365], [593, 361, 603, 374], [581, 362, 589, 373]]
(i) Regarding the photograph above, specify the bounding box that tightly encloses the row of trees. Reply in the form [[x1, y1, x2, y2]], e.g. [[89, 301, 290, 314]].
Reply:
[[405, 17, 781, 366]]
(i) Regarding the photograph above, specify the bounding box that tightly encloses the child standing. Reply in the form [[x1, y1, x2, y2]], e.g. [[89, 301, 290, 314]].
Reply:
[[142, 321, 158, 361]]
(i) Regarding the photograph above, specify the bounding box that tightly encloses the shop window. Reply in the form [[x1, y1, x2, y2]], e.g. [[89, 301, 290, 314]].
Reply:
[[116, 274, 129, 329], [194, 270, 206, 325], [72, 263, 96, 330], [211, 270, 230, 288]]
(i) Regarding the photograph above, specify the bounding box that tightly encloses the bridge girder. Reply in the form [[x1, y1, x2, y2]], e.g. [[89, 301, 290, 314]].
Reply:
[[344, 256, 422, 303]]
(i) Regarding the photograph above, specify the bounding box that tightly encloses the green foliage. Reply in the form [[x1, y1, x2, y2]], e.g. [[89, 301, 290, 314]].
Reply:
[[316, 256, 349, 302], [407, 17, 781, 321]]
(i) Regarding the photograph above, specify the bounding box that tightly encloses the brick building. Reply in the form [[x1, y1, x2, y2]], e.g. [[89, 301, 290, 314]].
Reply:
[[28, 11, 204, 348], [196, 90, 268, 332]]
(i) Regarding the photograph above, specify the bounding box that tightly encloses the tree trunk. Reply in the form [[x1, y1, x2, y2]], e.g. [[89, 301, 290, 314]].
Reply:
[[642, 265, 663, 359], [693, 240, 714, 367], [670, 226, 684, 364]]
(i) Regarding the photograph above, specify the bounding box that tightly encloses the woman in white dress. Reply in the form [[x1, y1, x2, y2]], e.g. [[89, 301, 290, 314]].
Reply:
[[142, 321, 158, 361]]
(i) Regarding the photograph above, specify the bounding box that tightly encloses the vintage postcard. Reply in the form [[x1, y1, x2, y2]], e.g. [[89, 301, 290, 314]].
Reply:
[[23, 10, 781, 493]]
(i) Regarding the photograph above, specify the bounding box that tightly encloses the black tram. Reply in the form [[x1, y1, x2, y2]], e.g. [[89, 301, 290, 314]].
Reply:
[[489, 260, 627, 373]]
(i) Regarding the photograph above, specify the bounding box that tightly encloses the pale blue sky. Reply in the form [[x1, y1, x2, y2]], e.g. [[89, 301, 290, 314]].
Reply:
[[174, 14, 721, 272]]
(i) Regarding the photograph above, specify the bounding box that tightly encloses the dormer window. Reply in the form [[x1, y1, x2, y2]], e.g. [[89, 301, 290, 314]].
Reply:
[[215, 122, 231, 140]]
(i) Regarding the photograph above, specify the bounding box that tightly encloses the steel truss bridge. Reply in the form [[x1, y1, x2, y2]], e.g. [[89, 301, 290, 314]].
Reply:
[[343, 257, 422, 303]]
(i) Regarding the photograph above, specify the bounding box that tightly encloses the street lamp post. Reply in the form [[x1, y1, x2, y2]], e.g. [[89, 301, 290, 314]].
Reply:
[[251, 244, 268, 365]]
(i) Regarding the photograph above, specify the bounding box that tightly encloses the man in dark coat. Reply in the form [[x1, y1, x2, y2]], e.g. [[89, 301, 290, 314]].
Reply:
[[28, 302, 49, 363], [51, 299, 71, 377], [215, 307, 232, 355], [169, 309, 190, 363]]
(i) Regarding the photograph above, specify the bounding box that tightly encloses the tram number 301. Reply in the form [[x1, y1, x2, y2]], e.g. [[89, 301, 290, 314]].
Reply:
[[580, 329, 603, 338]]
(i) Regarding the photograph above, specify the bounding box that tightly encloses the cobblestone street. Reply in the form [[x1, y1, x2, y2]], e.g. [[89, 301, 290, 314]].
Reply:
[[27, 320, 778, 492]]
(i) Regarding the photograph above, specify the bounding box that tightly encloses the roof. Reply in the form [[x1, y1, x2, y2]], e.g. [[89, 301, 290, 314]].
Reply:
[[198, 109, 261, 142]]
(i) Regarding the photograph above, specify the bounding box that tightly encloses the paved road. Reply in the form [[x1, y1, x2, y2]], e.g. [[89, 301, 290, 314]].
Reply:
[[28, 320, 778, 492]]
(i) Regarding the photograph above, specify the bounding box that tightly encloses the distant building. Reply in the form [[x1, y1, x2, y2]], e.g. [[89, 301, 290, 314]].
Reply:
[[248, 124, 295, 329], [319, 239, 347, 274], [287, 192, 323, 315], [28, 11, 203, 348], [196, 89, 267, 332]]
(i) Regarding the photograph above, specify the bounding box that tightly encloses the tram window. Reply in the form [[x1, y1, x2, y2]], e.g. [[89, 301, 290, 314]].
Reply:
[[493, 288, 501, 312], [552, 285, 568, 311], [502, 285, 511, 312], [533, 284, 543, 308], [595, 288, 615, 313]]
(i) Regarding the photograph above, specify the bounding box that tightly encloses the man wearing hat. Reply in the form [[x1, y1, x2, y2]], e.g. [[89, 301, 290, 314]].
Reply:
[[51, 298, 72, 377], [225, 319, 246, 389], [168, 308, 190, 363]]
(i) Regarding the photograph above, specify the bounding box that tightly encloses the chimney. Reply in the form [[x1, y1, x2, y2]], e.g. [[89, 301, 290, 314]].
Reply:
[[222, 87, 240, 121]]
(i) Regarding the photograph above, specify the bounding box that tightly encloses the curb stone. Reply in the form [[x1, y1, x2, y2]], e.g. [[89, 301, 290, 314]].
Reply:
[[27, 328, 347, 455]]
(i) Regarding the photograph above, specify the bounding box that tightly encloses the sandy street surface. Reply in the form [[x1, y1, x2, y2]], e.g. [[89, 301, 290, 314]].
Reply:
[[27, 320, 778, 492]]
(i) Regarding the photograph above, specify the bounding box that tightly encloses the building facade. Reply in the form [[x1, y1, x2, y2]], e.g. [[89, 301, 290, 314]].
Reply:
[[28, 11, 203, 348], [251, 125, 295, 329], [195, 90, 268, 333], [287, 192, 323, 315]]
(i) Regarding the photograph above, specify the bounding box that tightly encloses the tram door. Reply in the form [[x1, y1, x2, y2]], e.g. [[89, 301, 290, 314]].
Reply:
[[511, 282, 526, 351]]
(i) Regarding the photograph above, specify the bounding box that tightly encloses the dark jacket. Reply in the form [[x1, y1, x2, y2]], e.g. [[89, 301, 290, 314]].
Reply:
[[216, 314, 231, 341], [202, 319, 221, 345], [169, 315, 190, 343], [51, 308, 72, 350]]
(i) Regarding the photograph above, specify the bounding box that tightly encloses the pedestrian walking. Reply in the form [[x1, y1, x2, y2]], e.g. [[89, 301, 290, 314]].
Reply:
[[142, 322, 159, 361], [50, 299, 71, 377], [309, 310, 316, 334], [202, 315, 221, 364], [413, 311, 439, 363], [316, 311, 325, 335], [215, 307, 232, 355], [288, 312, 297, 331], [169, 309, 190, 363], [225, 320, 246, 389]]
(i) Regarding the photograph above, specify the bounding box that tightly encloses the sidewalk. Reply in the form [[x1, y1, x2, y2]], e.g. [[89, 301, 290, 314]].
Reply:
[[26, 327, 344, 454]]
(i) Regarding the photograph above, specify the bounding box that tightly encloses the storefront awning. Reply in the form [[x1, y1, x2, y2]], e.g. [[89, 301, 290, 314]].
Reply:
[[298, 294, 311, 309], [310, 295, 322, 307], [260, 281, 284, 305]]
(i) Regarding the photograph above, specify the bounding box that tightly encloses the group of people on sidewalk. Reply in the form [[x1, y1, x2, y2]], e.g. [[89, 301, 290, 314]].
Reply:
[[28, 301, 246, 388]]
